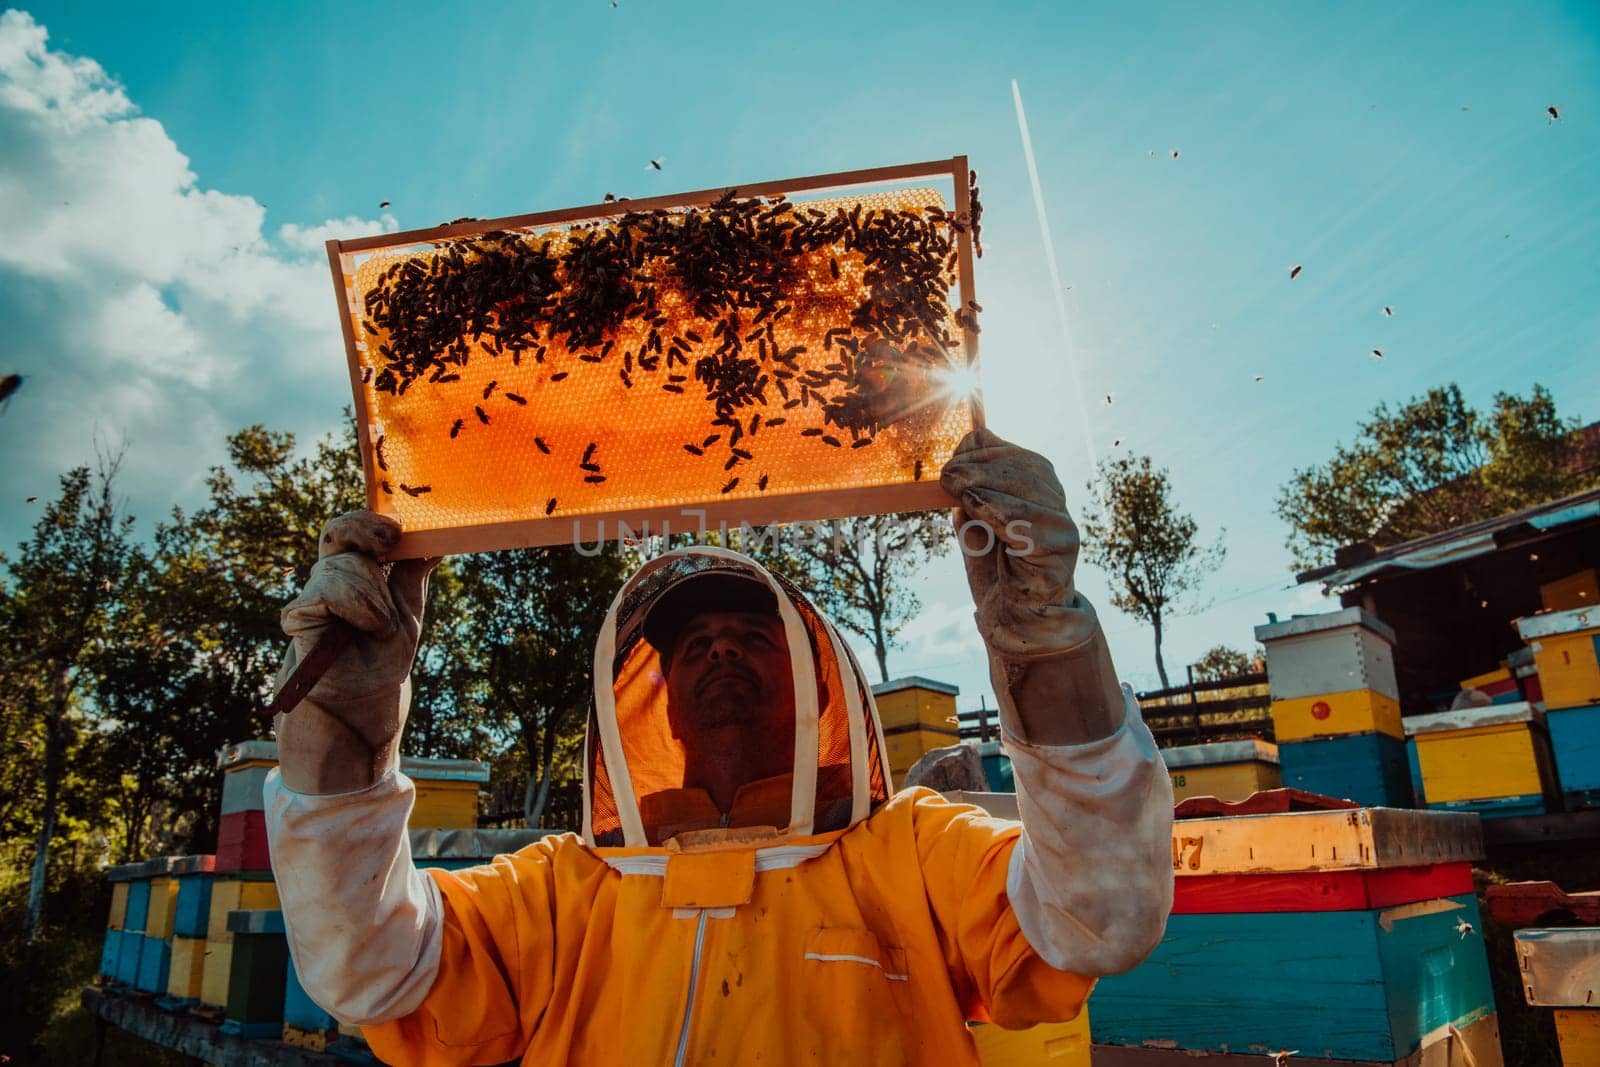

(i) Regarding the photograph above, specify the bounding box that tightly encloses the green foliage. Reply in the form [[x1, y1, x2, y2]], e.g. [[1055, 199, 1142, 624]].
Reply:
[[732, 513, 951, 682], [447, 546, 628, 826], [1276, 383, 1588, 569], [1082, 453, 1223, 689], [1192, 644, 1258, 682]]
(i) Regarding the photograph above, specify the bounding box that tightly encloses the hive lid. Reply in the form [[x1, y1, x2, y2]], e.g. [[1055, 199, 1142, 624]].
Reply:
[[409, 827, 548, 860], [1168, 806, 1483, 875], [1515, 927, 1600, 1006], [1516, 604, 1600, 641], [326, 159, 983, 560], [1403, 701, 1542, 736], [1161, 738, 1278, 768], [1253, 607, 1396, 645]]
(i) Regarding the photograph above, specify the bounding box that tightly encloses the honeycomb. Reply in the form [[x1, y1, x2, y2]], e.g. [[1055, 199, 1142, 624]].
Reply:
[[333, 186, 979, 551]]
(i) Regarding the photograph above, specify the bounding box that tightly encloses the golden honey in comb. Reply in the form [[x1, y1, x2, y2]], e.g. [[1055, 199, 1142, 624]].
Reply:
[[333, 182, 978, 554]]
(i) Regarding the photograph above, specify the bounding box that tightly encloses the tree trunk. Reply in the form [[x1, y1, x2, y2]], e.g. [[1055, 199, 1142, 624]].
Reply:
[[26, 696, 67, 940], [1151, 611, 1171, 690], [871, 612, 889, 683], [525, 728, 557, 829]]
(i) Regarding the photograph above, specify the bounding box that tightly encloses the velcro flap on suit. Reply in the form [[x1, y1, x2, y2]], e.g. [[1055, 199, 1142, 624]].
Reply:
[[661, 849, 756, 909]]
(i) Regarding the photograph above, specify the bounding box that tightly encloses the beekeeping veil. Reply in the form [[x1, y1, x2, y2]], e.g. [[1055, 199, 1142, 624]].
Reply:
[[584, 546, 891, 848]]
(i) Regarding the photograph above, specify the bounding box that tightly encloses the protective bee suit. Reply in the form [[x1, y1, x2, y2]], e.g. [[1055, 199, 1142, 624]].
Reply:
[[264, 429, 1174, 1066]]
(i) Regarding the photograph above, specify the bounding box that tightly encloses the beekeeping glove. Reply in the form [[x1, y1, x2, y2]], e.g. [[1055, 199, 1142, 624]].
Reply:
[[940, 428, 1126, 745], [273, 511, 438, 794]]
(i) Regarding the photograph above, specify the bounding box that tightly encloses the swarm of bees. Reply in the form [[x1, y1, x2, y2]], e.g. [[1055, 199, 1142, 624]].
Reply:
[[355, 181, 984, 508]]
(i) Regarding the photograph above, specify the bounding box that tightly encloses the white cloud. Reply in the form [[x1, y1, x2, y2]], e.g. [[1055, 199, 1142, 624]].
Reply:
[[0, 11, 392, 544], [279, 214, 399, 255]]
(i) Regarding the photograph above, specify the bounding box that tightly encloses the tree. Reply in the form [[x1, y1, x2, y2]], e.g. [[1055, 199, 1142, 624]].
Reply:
[[1081, 454, 1223, 690], [1276, 384, 1587, 569], [1192, 645, 1258, 682], [733, 512, 951, 683], [452, 546, 628, 827], [0, 455, 135, 938]]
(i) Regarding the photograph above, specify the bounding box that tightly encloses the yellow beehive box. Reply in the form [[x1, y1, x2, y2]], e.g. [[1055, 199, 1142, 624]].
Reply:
[[969, 1011, 1089, 1066], [200, 938, 234, 1009], [870, 676, 961, 786], [1541, 569, 1599, 613], [411, 778, 480, 829], [1518, 607, 1600, 710], [1555, 1008, 1599, 1064], [1271, 688, 1403, 742], [144, 877, 178, 940], [1404, 703, 1552, 809], [108, 881, 128, 930], [206, 877, 279, 945], [1162, 739, 1280, 803], [166, 935, 207, 1001]]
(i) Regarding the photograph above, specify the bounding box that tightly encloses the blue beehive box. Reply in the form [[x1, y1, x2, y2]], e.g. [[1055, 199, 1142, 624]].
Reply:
[[1089, 804, 1498, 1062], [114, 928, 142, 986], [1276, 731, 1412, 807], [135, 934, 171, 994], [284, 952, 338, 1037], [171, 854, 216, 938], [122, 877, 152, 934], [1546, 705, 1600, 810], [98, 930, 120, 979]]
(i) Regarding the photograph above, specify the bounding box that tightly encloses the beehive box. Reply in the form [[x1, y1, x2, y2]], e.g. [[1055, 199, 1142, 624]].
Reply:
[[134, 933, 171, 994], [1516, 927, 1600, 1065], [325, 159, 982, 559], [217, 739, 490, 829], [165, 935, 207, 1004], [1255, 608, 1400, 707], [1510, 646, 1543, 705], [968, 1015, 1089, 1066], [1545, 704, 1600, 810], [408, 826, 544, 871], [220, 909, 289, 1040], [1279, 731, 1413, 808], [1161, 739, 1281, 803], [201, 872, 279, 1009], [1404, 702, 1555, 817], [1090, 803, 1500, 1063], [1460, 666, 1521, 705], [870, 676, 962, 787], [1517, 606, 1600, 711], [1541, 568, 1599, 613], [1271, 687, 1404, 742], [171, 853, 216, 938]]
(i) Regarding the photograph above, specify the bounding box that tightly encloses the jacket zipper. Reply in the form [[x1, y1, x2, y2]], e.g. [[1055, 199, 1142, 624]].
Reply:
[[672, 909, 710, 1067]]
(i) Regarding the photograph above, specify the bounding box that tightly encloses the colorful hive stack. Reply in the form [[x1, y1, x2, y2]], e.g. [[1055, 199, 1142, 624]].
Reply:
[[871, 676, 961, 787], [1403, 702, 1556, 818], [1255, 609, 1411, 807], [1089, 797, 1503, 1064], [1161, 739, 1280, 803], [1510, 646, 1543, 705], [136, 859, 178, 994], [1515, 927, 1600, 1066], [200, 869, 278, 1011], [161, 853, 215, 1007], [101, 861, 137, 984], [1517, 606, 1600, 810], [220, 909, 289, 1040]]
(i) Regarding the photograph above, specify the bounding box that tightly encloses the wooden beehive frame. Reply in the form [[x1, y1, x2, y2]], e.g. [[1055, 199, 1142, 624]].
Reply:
[[325, 156, 982, 559]]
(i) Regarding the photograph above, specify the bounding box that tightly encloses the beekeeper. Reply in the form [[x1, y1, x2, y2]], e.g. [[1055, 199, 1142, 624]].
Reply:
[[264, 427, 1174, 1066]]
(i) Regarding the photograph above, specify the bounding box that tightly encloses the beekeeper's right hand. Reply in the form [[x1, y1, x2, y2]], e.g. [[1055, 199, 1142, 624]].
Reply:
[[272, 511, 438, 794]]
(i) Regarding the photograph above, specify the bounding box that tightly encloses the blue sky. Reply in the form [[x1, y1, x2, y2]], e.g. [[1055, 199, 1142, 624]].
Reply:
[[2, 2, 1597, 702]]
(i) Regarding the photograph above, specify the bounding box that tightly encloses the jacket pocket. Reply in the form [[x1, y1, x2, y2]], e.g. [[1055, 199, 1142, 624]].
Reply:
[[803, 926, 908, 981]]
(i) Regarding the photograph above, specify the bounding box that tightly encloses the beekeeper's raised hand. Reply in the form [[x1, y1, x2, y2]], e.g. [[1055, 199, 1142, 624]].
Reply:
[[940, 427, 1126, 745], [273, 511, 439, 794]]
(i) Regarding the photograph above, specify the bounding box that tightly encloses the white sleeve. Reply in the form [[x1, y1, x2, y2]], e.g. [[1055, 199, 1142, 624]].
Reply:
[[263, 767, 443, 1026], [1003, 684, 1174, 975]]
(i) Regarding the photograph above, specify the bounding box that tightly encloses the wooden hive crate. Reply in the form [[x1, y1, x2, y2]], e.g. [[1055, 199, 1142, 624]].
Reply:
[[170, 853, 216, 939], [216, 740, 276, 872], [219, 909, 289, 1041], [1460, 665, 1522, 705], [101, 861, 140, 981], [164, 935, 207, 1005], [215, 739, 491, 830], [870, 676, 961, 787], [1255, 608, 1400, 709], [1515, 927, 1600, 1066], [1089, 802, 1501, 1064], [134, 932, 171, 995], [1161, 739, 1281, 804], [1278, 731, 1414, 808], [1517, 606, 1600, 711], [1517, 607, 1600, 811], [200, 871, 278, 1009], [1403, 702, 1556, 818]]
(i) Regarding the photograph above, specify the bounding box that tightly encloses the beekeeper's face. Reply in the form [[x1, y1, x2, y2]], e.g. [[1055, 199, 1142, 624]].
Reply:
[[665, 611, 796, 742]]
